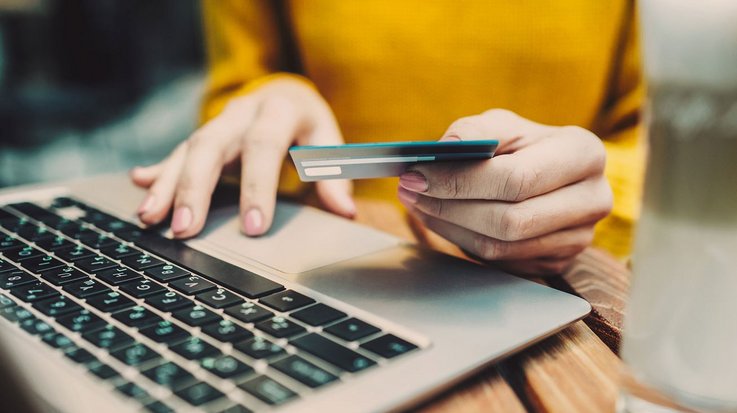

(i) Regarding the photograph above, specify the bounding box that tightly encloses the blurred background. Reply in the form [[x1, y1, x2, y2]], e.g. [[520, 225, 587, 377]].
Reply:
[[0, 0, 204, 188]]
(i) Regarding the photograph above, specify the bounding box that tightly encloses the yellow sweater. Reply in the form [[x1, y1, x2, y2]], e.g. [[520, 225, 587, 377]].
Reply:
[[200, 0, 646, 259]]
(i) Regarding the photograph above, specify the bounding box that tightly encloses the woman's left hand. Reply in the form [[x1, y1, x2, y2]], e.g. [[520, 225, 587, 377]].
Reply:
[[398, 109, 612, 276]]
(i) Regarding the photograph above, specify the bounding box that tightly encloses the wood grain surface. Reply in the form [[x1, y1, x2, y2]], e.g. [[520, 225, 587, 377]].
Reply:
[[353, 197, 631, 413]]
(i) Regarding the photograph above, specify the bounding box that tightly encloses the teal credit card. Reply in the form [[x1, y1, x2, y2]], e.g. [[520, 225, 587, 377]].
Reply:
[[289, 140, 498, 181]]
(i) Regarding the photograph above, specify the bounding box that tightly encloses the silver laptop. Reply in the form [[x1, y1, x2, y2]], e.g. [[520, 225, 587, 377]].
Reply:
[[0, 173, 590, 413]]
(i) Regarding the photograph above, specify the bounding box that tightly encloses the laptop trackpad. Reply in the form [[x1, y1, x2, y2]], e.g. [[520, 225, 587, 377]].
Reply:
[[195, 202, 401, 274]]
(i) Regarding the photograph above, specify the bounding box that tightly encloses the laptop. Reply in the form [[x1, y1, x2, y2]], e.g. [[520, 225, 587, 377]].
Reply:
[[0, 173, 590, 413]]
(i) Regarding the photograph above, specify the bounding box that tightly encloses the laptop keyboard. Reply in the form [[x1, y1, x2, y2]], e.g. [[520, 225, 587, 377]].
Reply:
[[0, 198, 420, 412]]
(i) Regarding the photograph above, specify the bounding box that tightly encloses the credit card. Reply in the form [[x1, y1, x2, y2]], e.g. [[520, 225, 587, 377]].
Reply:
[[289, 140, 498, 181]]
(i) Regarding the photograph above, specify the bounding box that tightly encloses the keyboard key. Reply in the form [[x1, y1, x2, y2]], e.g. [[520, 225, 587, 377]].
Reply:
[[172, 304, 221, 327], [4, 245, 44, 261], [42, 332, 74, 349], [78, 208, 115, 225], [63, 278, 110, 298], [0, 305, 34, 323], [19, 255, 65, 274], [201, 355, 253, 379], [201, 319, 253, 343], [292, 303, 347, 326], [196, 288, 243, 309], [360, 334, 418, 359], [143, 401, 174, 413], [0, 258, 14, 273], [87, 361, 120, 380], [142, 362, 194, 390], [74, 255, 117, 273], [175, 382, 224, 406], [58, 222, 94, 239], [57, 310, 106, 333], [144, 264, 189, 282], [134, 233, 284, 298], [8, 202, 58, 221], [234, 336, 284, 359], [0, 292, 16, 308], [170, 275, 216, 295], [35, 235, 74, 251], [20, 317, 55, 336], [86, 291, 135, 313], [139, 321, 188, 344], [41, 266, 88, 285], [169, 336, 219, 360], [259, 290, 315, 312], [121, 253, 164, 271], [82, 324, 134, 350], [1, 270, 37, 289], [291, 333, 376, 373], [119, 278, 166, 298], [33, 295, 83, 317], [11, 281, 59, 302], [54, 245, 96, 262], [145, 290, 192, 312], [238, 375, 296, 406], [224, 302, 273, 324], [64, 346, 95, 363], [112, 306, 163, 329], [116, 382, 149, 401], [100, 218, 138, 235], [0, 216, 28, 233], [217, 405, 253, 413], [271, 355, 338, 388], [50, 197, 77, 208], [99, 243, 140, 259], [117, 228, 144, 242], [324, 318, 381, 342], [111, 342, 161, 367], [78, 232, 117, 249], [18, 225, 55, 242], [255, 316, 306, 339], [96, 266, 142, 285], [0, 235, 25, 251]]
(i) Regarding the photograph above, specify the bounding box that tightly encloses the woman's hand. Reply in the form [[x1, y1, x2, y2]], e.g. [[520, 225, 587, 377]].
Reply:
[[398, 109, 612, 276], [130, 77, 355, 238]]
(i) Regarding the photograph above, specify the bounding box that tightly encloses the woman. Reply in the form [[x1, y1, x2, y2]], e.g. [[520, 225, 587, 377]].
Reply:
[[131, 1, 644, 276]]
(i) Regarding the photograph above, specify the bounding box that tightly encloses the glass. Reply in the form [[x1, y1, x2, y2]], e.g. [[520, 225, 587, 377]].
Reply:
[[618, 1, 737, 412]]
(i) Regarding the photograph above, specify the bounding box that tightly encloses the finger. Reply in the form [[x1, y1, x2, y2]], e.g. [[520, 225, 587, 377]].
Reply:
[[405, 205, 594, 260], [169, 111, 251, 238], [440, 109, 552, 153], [401, 176, 611, 241], [309, 119, 355, 217], [240, 96, 303, 236], [401, 126, 606, 202], [130, 163, 165, 189], [138, 142, 188, 225]]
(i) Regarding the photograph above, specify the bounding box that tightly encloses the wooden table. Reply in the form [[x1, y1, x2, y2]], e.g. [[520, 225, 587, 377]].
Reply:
[[352, 198, 631, 413]]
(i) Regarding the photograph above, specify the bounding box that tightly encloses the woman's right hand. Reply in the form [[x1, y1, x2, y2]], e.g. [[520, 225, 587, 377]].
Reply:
[[130, 76, 355, 238]]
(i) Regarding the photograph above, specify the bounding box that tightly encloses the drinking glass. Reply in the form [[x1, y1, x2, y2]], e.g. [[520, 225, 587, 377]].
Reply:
[[618, 1, 737, 412]]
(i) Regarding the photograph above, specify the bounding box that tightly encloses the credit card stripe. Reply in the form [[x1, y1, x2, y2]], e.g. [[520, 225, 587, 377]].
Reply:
[[305, 166, 343, 177], [301, 155, 436, 167]]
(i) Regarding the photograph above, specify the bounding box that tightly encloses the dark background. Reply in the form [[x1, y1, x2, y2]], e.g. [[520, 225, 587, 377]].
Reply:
[[0, 0, 205, 187]]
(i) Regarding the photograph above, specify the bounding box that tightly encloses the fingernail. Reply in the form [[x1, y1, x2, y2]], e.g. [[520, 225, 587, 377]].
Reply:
[[137, 194, 155, 215], [399, 171, 428, 192], [171, 206, 193, 233], [398, 187, 419, 205], [243, 208, 264, 236]]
